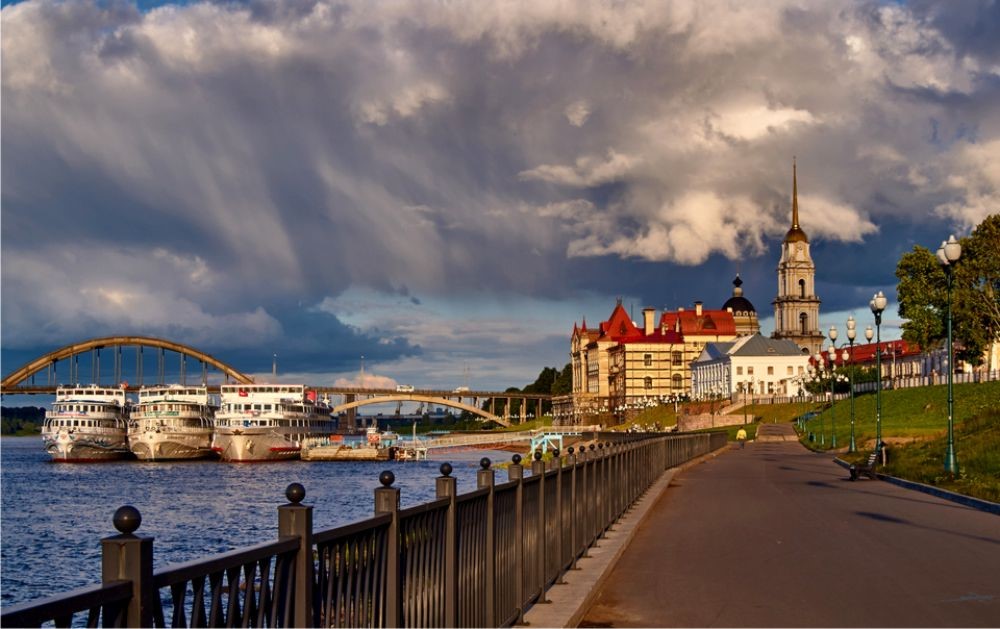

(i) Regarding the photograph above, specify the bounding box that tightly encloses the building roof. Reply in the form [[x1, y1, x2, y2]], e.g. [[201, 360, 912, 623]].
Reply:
[[816, 339, 922, 365], [693, 342, 736, 363], [722, 275, 756, 314], [661, 308, 737, 337], [618, 328, 685, 345], [730, 334, 804, 357]]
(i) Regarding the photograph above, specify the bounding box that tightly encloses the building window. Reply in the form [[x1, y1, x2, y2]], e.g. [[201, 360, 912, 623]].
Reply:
[[747, 366, 754, 375], [644, 353, 653, 367], [787, 366, 794, 375], [798, 366, 804, 374], [800, 312, 808, 334], [767, 366, 774, 375], [736, 366, 743, 375], [671, 351, 683, 366], [644, 376, 653, 390], [799, 278, 806, 298], [671, 374, 683, 390]]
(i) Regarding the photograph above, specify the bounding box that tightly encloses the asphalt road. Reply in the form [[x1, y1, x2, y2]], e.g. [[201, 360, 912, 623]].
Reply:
[[579, 424, 1000, 627]]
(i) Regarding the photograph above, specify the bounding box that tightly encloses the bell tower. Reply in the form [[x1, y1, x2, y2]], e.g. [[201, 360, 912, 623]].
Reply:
[[772, 160, 823, 355]]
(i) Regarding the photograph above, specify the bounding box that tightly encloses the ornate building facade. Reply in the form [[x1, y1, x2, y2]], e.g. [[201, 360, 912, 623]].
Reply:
[[567, 299, 739, 422], [772, 161, 824, 355]]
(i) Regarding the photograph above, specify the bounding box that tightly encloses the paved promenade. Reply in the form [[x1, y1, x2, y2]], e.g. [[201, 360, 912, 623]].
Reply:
[[579, 423, 1000, 627]]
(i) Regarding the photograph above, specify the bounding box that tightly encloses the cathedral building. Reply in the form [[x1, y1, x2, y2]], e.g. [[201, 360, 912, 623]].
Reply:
[[771, 161, 824, 355], [557, 161, 824, 423]]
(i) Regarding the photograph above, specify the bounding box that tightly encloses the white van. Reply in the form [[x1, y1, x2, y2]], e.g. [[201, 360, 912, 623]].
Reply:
[[396, 384, 415, 392]]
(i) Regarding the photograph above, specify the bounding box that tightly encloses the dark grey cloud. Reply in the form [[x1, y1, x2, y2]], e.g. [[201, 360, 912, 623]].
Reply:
[[2, 0, 998, 387]]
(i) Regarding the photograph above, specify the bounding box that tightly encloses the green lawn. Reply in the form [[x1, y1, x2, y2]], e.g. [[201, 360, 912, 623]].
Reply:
[[801, 380, 1000, 503], [799, 380, 1000, 449]]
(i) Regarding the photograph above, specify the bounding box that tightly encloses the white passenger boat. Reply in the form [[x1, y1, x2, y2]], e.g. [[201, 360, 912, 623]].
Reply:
[[128, 385, 216, 461], [212, 384, 335, 462], [42, 385, 131, 462]]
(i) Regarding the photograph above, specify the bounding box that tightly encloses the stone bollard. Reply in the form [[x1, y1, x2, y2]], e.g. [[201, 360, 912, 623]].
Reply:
[[375, 471, 402, 627], [436, 464, 458, 628], [278, 483, 314, 628], [102, 506, 154, 628]]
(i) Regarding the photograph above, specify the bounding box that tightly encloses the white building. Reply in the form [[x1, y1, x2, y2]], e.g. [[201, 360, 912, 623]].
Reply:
[[692, 334, 811, 399]]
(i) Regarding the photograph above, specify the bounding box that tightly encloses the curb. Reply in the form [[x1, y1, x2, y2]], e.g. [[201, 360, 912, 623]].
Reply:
[[833, 458, 1000, 516]]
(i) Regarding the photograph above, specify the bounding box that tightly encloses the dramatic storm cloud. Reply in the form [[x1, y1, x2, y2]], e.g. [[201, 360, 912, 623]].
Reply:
[[2, 0, 998, 389]]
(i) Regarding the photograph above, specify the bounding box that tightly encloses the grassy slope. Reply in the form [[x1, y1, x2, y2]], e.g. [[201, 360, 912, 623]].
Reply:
[[802, 380, 1000, 503]]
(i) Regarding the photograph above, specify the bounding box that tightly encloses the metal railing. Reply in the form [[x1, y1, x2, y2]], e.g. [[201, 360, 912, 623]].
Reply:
[[2, 432, 727, 628]]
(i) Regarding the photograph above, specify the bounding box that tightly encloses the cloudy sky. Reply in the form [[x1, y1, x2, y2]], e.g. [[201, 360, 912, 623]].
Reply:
[[2, 0, 998, 395]]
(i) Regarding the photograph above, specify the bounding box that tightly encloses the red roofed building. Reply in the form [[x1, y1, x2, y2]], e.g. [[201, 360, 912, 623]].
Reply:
[[568, 300, 741, 422]]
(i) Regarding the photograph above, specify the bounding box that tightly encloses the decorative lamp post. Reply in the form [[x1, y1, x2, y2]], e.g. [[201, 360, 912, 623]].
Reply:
[[846, 316, 858, 452], [827, 332, 838, 449], [870, 291, 888, 449], [813, 351, 825, 446], [937, 235, 962, 475]]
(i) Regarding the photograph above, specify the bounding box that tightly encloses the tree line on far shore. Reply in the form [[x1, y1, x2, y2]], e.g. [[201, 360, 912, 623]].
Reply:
[[1, 406, 46, 435]]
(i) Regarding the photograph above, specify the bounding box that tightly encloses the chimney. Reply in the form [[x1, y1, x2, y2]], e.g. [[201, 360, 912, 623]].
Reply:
[[643, 308, 656, 336], [695, 301, 703, 316]]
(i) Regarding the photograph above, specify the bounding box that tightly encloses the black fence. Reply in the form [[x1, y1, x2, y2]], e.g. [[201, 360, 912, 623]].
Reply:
[[2, 432, 727, 628]]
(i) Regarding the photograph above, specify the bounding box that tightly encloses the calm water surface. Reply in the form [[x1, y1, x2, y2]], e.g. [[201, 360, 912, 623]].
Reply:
[[1, 436, 513, 607]]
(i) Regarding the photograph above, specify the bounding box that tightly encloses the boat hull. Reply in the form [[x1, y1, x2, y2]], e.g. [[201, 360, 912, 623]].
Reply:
[[129, 430, 214, 461], [43, 431, 130, 462], [212, 431, 301, 462], [301, 445, 394, 461]]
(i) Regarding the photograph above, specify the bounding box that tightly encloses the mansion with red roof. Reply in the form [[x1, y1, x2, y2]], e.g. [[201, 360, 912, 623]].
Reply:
[[568, 285, 761, 419]]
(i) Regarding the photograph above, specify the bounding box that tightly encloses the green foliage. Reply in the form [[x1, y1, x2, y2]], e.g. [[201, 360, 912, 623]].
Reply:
[[551, 363, 573, 396], [895, 214, 1000, 365], [1, 407, 46, 435]]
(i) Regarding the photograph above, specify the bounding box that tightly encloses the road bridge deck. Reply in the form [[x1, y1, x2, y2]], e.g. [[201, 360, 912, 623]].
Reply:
[[576, 423, 999, 627]]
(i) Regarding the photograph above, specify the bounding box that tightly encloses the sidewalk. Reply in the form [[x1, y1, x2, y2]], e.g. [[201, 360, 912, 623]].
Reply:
[[579, 435, 1000, 627]]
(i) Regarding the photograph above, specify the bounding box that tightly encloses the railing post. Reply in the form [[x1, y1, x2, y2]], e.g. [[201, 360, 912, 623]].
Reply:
[[531, 451, 548, 603], [597, 443, 607, 535], [436, 464, 458, 628], [101, 506, 154, 628], [477, 458, 496, 627], [588, 443, 597, 546], [553, 448, 565, 583], [508, 454, 525, 624], [567, 446, 578, 569], [375, 471, 402, 628], [278, 483, 314, 628]]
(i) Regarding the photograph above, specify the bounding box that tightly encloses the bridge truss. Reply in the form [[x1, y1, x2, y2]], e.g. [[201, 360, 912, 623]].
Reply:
[[1, 336, 254, 394]]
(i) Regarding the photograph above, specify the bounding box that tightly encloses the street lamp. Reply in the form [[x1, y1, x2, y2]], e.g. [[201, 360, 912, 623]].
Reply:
[[845, 315, 858, 453], [813, 351, 826, 445], [827, 330, 839, 449], [870, 291, 888, 449], [937, 235, 962, 475]]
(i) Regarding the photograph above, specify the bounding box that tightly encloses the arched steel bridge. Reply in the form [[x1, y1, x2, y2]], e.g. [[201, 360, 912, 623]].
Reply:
[[0, 337, 552, 427], [1, 336, 254, 393]]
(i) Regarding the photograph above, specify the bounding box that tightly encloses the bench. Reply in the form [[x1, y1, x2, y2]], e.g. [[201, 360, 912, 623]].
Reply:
[[849, 447, 882, 481]]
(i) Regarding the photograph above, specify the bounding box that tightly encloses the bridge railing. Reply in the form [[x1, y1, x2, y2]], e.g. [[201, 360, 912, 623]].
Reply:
[[2, 432, 727, 628]]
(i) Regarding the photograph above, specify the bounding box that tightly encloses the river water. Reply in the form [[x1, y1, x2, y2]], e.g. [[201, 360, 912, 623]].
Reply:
[[0, 436, 516, 608]]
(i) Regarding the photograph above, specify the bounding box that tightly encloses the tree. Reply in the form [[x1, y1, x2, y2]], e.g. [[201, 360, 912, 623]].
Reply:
[[955, 214, 1000, 367], [896, 246, 946, 351], [551, 363, 573, 396], [895, 213, 1000, 366]]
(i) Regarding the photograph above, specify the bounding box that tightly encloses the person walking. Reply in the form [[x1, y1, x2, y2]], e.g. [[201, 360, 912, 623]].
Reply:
[[736, 427, 748, 449]]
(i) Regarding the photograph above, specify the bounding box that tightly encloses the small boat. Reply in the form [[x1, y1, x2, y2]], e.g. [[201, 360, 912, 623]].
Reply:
[[212, 384, 335, 462], [42, 385, 131, 462], [128, 385, 216, 461], [301, 426, 397, 461]]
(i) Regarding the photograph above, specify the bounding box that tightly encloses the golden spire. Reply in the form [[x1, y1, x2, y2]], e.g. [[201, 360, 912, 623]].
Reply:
[[792, 157, 799, 230], [784, 157, 808, 244]]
